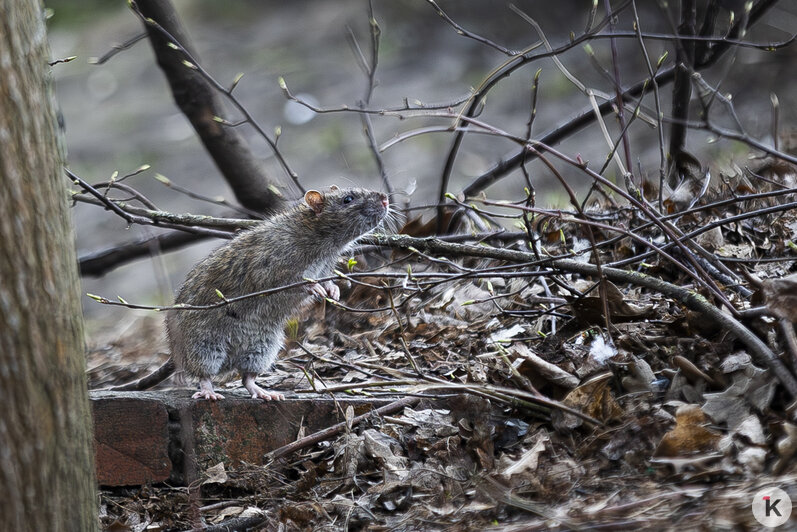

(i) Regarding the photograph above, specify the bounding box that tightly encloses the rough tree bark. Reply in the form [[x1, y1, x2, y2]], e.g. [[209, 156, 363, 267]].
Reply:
[[0, 1, 98, 530]]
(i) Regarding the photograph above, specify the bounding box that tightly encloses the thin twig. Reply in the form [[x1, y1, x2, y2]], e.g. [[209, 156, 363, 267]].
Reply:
[[603, 0, 634, 177], [425, 0, 518, 56], [89, 32, 147, 65], [437, 1, 633, 227], [631, 0, 668, 209], [266, 396, 421, 461], [458, 0, 783, 198], [347, 3, 393, 194]]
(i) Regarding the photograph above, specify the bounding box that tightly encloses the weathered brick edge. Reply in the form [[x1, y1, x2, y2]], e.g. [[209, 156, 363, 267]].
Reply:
[[90, 390, 399, 487]]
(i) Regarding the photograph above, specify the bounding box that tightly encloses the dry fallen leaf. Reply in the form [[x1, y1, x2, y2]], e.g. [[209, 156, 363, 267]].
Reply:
[[209, 506, 246, 524], [774, 422, 797, 473], [695, 226, 724, 251], [567, 281, 654, 325], [703, 360, 776, 430], [761, 272, 797, 322], [202, 462, 228, 485], [432, 281, 494, 320], [500, 430, 549, 478], [649, 454, 724, 474], [654, 404, 721, 457], [715, 243, 754, 259], [363, 428, 409, 479], [510, 343, 579, 390], [621, 356, 656, 392], [554, 373, 623, 430]]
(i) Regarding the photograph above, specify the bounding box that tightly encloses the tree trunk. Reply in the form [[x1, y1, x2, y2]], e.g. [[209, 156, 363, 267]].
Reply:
[[0, 1, 98, 530]]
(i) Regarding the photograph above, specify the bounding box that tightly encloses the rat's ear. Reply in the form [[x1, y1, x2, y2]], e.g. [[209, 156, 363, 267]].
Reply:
[[304, 190, 325, 215], [329, 185, 339, 192]]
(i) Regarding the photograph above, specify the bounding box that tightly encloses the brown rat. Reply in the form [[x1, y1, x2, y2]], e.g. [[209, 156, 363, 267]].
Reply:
[[121, 186, 389, 399]]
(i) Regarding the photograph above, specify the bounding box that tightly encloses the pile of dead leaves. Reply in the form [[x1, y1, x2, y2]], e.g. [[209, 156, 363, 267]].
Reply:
[[94, 163, 797, 530]]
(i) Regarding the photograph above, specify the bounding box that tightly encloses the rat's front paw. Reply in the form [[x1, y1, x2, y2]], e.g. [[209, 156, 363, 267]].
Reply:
[[305, 281, 339, 301], [305, 282, 326, 301], [322, 280, 340, 301]]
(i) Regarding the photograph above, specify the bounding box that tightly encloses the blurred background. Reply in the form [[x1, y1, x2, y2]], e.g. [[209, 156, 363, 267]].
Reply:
[[45, 0, 797, 332]]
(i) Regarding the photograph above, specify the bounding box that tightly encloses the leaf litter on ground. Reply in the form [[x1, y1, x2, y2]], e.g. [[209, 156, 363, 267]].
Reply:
[[91, 162, 797, 531]]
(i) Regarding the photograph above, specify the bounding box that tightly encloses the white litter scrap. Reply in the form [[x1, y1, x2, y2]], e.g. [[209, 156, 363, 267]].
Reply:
[[588, 333, 617, 364]]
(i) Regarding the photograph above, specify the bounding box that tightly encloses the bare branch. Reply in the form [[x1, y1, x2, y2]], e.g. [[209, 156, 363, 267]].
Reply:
[[129, 0, 288, 211], [457, 0, 783, 200], [79, 231, 211, 278], [425, 0, 518, 55], [88, 32, 147, 65]]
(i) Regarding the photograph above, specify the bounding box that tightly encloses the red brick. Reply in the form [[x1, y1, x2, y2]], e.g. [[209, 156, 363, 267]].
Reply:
[[92, 393, 171, 486], [189, 396, 390, 470], [91, 390, 396, 486]]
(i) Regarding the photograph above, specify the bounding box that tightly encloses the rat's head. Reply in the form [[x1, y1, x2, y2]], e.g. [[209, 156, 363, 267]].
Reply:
[[302, 186, 389, 246]]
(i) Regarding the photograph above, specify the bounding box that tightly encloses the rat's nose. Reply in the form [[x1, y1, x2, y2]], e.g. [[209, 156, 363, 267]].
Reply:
[[380, 193, 389, 208]]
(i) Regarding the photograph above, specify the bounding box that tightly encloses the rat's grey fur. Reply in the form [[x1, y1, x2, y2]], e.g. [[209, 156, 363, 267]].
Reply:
[[165, 187, 388, 400]]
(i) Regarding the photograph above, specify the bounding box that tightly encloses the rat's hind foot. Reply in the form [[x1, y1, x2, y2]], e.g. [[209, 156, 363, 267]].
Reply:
[[192, 379, 225, 400], [192, 389, 225, 400], [242, 373, 285, 401]]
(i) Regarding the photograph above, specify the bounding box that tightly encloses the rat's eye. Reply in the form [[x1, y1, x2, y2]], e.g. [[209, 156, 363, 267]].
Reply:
[[343, 195, 354, 204]]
